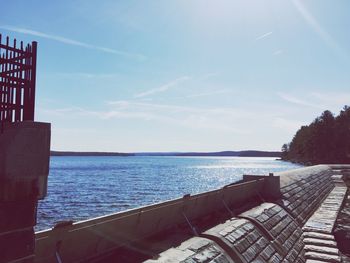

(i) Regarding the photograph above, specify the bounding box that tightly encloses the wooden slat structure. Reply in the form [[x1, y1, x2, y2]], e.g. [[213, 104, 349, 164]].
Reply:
[[0, 34, 37, 131]]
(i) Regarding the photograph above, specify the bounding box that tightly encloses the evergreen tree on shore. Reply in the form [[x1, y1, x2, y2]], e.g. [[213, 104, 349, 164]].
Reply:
[[282, 106, 350, 164]]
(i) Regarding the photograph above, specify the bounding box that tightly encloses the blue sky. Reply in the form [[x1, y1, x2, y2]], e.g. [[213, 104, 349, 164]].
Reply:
[[1, 0, 350, 152]]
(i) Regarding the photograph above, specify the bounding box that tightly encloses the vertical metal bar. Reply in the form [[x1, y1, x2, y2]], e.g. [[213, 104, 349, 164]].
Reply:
[[29, 41, 37, 121], [4, 36, 9, 122], [9, 39, 15, 122], [0, 34, 3, 130], [0, 34, 3, 127], [23, 44, 29, 121]]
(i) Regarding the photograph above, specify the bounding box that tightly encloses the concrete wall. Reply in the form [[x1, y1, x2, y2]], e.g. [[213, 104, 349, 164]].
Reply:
[[34, 179, 269, 263], [0, 122, 50, 263]]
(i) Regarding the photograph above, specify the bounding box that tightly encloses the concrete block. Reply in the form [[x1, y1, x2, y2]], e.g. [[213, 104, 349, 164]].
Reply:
[[0, 228, 34, 263], [305, 251, 341, 262], [0, 122, 50, 200], [303, 238, 337, 247], [302, 232, 335, 240], [304, 244, 339, 255], [0, 200, 37, 233]]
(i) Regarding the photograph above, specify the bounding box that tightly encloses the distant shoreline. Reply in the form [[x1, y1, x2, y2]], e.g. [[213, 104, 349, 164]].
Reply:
[[51, 150, 281, 158]]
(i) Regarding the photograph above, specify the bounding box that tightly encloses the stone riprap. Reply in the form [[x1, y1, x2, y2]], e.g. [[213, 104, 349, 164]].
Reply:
[[279, 169, 333, 225], [203, 218, 284, 263], [144, 237, 234, 263], [240, 203, 305, 262]]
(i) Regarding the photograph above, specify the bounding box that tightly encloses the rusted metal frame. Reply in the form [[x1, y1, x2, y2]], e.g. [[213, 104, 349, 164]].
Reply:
[[0, 65, 27, 76], [0, 51, 31, 64], [0, 43, 30, 55], [0, 74, 30, 84], [0, 35, 36, 126], [0, 57, 32, 69]]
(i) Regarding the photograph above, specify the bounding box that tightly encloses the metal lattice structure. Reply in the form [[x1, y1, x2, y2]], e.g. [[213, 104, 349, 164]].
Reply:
[[0, 34, 37, 129]]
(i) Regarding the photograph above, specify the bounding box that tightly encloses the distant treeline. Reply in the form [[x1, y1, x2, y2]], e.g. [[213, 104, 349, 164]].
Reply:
[[50, 151, 133, 157], [51, 151, 281, 157], [174, 151, 281, 157], [282, 106, 350, 165]]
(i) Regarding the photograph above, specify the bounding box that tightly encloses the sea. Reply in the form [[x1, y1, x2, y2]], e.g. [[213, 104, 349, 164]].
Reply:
[[36, 156, 302, 231]]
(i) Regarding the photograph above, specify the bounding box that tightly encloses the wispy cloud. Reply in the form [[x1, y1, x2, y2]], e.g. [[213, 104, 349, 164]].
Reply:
[[291, 0, 345, 57], [311, 92, 350, 107], [186, 89, 230, 98], [272, 117, 305, 132], [134, 76, 191, 98], [0, 25, 146, 60], [48, 72, 120, 79], [255, 31, 273, 41], [197, 72, 220, 81], [278, 92, 322, 108], [273, 50, 283, 56], [44, 100, 257, 134]]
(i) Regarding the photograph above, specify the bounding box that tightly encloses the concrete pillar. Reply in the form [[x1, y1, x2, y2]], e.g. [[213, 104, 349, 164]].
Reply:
[[0, 121, 50, 263], [243, 174, 281, 200]]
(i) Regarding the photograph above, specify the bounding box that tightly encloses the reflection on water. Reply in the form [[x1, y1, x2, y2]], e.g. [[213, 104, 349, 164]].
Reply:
[[36, 156, 302, 231]]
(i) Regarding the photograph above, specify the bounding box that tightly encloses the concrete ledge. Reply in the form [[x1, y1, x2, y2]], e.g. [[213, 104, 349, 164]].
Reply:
[[303, 186, 347, 234]]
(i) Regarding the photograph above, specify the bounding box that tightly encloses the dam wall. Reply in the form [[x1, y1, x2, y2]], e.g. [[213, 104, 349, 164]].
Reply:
[[34, 165, 349, 262]]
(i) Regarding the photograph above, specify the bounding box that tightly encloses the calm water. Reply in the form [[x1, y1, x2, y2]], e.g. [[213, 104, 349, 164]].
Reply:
[[36, 156, 302, 231]]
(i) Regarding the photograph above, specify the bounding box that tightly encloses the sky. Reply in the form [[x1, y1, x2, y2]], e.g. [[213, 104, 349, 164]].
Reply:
[[1, 0, 350, 152]]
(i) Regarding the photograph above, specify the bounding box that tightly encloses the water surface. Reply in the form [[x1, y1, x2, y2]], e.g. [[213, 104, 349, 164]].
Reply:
[[37, 156, 302, 231]]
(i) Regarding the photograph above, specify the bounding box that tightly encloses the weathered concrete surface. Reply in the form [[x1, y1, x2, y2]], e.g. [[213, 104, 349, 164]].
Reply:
[[303, 186, 347, 234], [279, 167, 333, 225], [301, 167, 349, 263], [0, 122, 51, 263], [144, 237, 234, 263], [240, 203, 305, 262], [304, 251, 341, 262], [302, 231, 336, 241], [276, 165, 332, 188], [0, 121, 51, 200], [333, 167, 350, 260], [202, 218, 285, 263], [303, 237, 337, 247]]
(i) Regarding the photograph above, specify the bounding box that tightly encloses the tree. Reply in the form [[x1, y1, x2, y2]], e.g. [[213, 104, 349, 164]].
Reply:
[[282, 106, 350, 164]]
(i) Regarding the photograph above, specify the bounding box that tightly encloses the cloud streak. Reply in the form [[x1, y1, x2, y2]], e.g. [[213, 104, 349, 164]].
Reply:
[[291, 0, 345, 57], [278, 92, 322, 108], [0, 25, 146, 60], [134, 76, 191, 98], [42, 100, 258, 134], [186, 89, 231, 98], [255, 31, 273, 41], [273, 50, 283, 56]]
